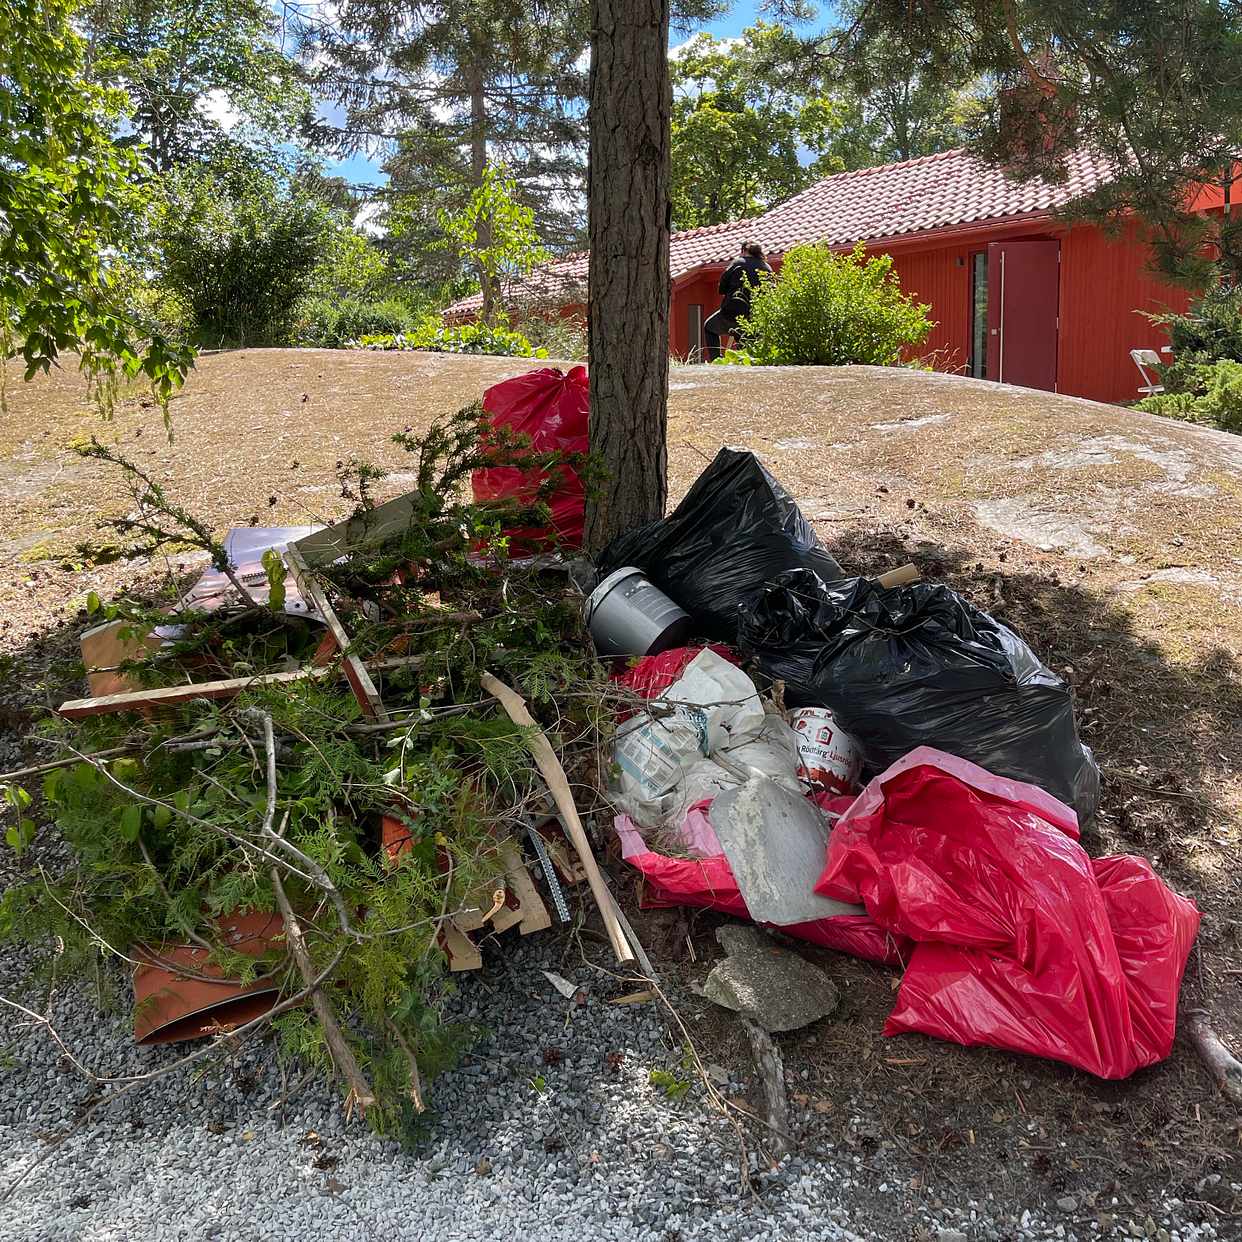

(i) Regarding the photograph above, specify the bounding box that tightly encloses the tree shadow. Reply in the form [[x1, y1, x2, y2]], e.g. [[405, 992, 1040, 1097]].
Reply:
[[817, 524, 1242, 952]]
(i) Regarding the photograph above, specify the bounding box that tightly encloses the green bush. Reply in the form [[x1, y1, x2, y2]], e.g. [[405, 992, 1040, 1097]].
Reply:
[[1138, 358, 1242, 433], [1147, 282, 1242, 396], [741, 242, 933, 366], [152, 163, 330, 347], [512, 313, 588, 360], [356, 317, 547, 358], [294, 297, 416, 348]]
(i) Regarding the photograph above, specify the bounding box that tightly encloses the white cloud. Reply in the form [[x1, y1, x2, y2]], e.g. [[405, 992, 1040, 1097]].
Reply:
[[669, 32, 743, 60], [197, 88, 241, 132], [353, 200, 387, 237]]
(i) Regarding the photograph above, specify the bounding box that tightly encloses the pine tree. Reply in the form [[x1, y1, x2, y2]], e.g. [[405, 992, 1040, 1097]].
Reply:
[[298, 0, 724, 312], [784, 0, 1242, 285]]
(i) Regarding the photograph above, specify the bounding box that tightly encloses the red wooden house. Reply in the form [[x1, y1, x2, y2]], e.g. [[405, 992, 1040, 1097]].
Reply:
[[450, 148, 1223, 404]]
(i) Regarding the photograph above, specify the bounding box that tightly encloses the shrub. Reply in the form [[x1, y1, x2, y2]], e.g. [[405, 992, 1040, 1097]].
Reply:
[[294, 297, 415, 348], [152, 163, 330, 347], [1148, 282, 1242, 396], [1138, 358, 1242, 433], [741, 242, 933, 366], [356, 317, 547, 358], [512, 312, 588, 360]]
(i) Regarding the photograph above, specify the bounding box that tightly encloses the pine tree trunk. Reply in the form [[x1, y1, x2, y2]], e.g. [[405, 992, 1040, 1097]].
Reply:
[[467, 64, 499, 325], [584, 0, 671, 553]]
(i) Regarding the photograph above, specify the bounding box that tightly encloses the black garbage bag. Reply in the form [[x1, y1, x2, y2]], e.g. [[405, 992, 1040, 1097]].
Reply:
[[596, 448, 843, 640], [738, 569, 1100, 821]]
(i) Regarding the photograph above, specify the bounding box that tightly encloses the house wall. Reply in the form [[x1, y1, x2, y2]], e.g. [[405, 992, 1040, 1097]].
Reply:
[[670, 220, 1193, 404], [1056, 222, 1190, 403]]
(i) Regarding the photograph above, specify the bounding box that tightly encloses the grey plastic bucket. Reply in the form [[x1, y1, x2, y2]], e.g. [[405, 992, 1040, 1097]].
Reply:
[[585, 566, 693, 657]]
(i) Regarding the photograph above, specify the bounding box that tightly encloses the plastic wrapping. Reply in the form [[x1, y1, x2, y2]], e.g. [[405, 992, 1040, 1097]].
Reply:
[[615, 803, 908, 967], [816, 749, 1200, 1079], [472, 366, 589, 552], [596, 448, 843, 640], [739, 568, 1100, 819], [609, 648, 907, 966]]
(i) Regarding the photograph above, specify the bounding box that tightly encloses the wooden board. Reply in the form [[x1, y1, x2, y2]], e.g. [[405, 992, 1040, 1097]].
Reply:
[[500, 840, 552, 936], [81, 619, 165, 697], [283, 545, 388, 722], [441, 919, 483, 972], [290, 493, 421, 568], [60, 666, 329, 719], [60, 655, 423, 720]]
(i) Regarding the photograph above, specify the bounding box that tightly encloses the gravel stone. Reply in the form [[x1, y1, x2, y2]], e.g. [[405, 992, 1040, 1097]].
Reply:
[[0, 932, 1222, 1242]]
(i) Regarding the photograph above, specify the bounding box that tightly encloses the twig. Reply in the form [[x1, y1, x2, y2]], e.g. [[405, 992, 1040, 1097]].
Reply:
[[272, 870, 376, 1117], [1187, 1009, 1242, 1106], [137, 837, 213, 952], [384, 1017, 426, 1113]]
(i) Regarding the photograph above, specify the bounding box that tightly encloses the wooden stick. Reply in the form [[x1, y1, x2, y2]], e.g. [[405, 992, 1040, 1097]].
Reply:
[[874, 563, 920, 589], [60, 667, 330, 718], [272, 871, 376, 1116], [741, 1016, 792, 1160], [283, 545, 388, 722], [57, 656, 423, 720], [1187, 1010, 1242, 1106], [480, 671, 634, 965]]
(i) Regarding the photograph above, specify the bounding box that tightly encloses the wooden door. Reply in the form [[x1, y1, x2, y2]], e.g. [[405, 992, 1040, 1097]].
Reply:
[[985, 239, 1060, 391]]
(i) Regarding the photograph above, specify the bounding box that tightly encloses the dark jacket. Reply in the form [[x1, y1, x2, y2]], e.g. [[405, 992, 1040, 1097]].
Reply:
[[718, 255, 772, 318]]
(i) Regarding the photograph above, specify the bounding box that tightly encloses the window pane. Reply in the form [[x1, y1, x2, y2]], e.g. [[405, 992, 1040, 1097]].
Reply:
[[971, 253, 988, 379]]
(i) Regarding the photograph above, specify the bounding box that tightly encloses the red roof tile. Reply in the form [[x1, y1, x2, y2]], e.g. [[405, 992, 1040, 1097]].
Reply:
[[446, 147, 1118, 315]]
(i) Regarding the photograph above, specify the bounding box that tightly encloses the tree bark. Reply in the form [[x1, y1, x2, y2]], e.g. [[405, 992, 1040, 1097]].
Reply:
[[584, 0, 672, 553], [466, 61, 500, 326]]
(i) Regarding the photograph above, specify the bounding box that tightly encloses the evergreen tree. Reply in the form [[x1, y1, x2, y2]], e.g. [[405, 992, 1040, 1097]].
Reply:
[[298, 0, 724, 311], [776, 0, 1242, 285], [80, 0, 311, 172]]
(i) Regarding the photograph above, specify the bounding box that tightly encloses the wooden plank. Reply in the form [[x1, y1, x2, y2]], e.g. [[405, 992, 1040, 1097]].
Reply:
[[59, 656, 423, 720], [60, 667, 329, 719], [81, 619, 165, 697], [499, 840, 552, 936], [289, 493, 420, 568], [441, 919, 482, 972], [283, 545, 388, 722]]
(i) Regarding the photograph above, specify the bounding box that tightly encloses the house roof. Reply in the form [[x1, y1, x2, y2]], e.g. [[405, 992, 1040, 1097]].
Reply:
[[445, 147, 1118, 316]]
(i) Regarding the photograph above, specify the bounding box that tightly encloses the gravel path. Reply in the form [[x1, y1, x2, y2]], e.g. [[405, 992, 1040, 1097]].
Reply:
[[0, 928, 1225, 1242]]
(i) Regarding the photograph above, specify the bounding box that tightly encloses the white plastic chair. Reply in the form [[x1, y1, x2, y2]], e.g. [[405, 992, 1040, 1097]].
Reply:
[[1130, 348, 1165, 396]]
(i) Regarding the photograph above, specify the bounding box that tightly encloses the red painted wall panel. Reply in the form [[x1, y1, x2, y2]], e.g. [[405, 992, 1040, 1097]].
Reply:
[[1057, 222, 1190, 403], [666, 220, 1191, 403]]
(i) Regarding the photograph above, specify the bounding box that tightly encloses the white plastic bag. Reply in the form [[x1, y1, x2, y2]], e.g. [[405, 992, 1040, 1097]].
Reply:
[[611, 650, 801, 827]]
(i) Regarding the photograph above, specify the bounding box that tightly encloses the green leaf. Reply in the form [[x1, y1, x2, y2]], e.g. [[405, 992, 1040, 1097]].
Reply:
[[85, 590, 101, 615], [261, 548, 286, 612], [151, 804, 172, 831], [118, 804, 143, 842]]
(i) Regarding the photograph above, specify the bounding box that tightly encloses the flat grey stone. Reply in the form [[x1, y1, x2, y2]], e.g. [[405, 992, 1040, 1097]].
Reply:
[[710, 777, 865, 926], [714, 924, 773, 957], [701, 945, 839, 1032]]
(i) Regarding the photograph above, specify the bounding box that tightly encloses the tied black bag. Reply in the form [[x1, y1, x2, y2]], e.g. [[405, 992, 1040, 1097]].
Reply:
[[596, 448, 843, 641], [738, 569, 1100, 821]]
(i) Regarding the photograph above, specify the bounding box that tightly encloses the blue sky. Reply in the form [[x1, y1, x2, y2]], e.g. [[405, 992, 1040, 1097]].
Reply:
[[321, 1, 770, 188]]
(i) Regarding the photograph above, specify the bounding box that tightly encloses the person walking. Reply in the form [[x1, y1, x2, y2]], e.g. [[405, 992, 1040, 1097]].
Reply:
[[703, 240, 772, 361]]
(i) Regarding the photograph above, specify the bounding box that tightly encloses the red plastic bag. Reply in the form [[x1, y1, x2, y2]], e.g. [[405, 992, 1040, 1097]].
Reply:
[[610, 644, 737, 700], [816, 748, 1200, 1078], [472, 366, 589, 552], [614, 800, 909, 967]]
